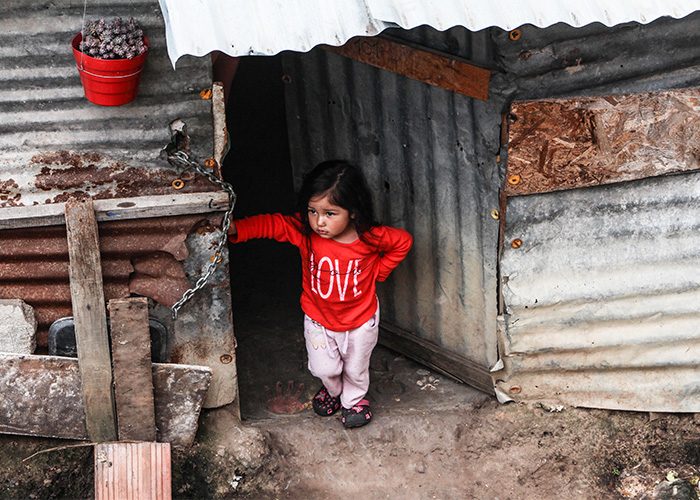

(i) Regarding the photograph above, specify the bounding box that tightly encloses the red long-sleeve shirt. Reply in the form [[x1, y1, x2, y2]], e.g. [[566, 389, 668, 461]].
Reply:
[[230, 214, 413, 330]]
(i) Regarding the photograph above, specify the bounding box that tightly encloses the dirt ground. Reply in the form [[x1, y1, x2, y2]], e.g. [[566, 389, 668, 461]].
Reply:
[[0, 240, 698, 498]]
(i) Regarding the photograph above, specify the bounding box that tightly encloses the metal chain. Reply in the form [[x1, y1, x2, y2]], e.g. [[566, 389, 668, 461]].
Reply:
[[166, 150, 237, 319]]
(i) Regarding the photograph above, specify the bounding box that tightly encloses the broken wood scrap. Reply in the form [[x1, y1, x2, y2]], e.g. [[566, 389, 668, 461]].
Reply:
[[109, 297, 156, 442], [0, 354, 211, 446], [65, 198, 116, 442]]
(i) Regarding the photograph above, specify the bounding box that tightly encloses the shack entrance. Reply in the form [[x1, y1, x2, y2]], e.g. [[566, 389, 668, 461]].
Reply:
[[223, 54, 491, 420]]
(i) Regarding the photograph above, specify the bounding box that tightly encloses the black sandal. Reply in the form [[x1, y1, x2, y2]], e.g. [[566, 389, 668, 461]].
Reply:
[[341, 399, 372, 428], [312, 386, 341, 416]]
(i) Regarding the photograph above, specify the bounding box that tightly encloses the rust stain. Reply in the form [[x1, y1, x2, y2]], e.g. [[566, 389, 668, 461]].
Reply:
[[128, 252, 191, 307], [0, 214, 219, 349], [0, 179, 21, 206]]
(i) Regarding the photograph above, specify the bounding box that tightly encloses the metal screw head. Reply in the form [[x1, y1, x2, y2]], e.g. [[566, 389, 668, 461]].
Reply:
[[281, 74, 292, 84], [199, 88, 213, 100], [511, 239, 523, 249], [507, 174, 522, 186], [204, 158, 218, 169], [220, 354, 233, 364], [509, 29, 522, 41], [171, 179, 185, 190], [490, 209, 500, 220]]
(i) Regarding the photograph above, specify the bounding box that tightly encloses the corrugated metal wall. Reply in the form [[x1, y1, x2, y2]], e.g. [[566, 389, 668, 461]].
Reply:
[[498, 171, 700, 412], [0, 1, 236, 408], [283, 11, 700, 402], [494, 13, 700, 411], [0, 0, 213, 174], [283, 26, 502, 369]]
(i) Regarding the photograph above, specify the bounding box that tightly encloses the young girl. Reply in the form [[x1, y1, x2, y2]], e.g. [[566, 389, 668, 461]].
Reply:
[[228, 160, 412, 428]]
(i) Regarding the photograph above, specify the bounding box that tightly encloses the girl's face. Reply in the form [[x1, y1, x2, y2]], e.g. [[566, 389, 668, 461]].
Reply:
[[307, 194, 358, 243]]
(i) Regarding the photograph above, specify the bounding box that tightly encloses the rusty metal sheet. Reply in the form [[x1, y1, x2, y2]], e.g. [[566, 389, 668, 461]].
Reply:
[[505, 86, 700, 196], [0, 353, 211, 446], [0, 214, 218, 346], [0, 151, 218, 209], [496, 170, 700, 412]]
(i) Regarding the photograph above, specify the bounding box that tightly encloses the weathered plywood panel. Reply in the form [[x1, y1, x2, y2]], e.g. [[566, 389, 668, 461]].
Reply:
[[0, 354, 211, 446], [506, 87, 700, 196], [95, 442, 172, 500], [328, 35, 491, 101]]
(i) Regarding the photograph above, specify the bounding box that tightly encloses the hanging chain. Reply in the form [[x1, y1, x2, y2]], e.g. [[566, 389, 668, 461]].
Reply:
[[166, 150, 237, 319]]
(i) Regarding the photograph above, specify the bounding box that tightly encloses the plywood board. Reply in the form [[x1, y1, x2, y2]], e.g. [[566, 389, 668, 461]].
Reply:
[[506, 87, 700, 196], [0, 354, 211, 446]]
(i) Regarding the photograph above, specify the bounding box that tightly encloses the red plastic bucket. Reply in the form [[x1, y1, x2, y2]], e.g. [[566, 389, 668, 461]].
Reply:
[[71, 33, 149, 106]]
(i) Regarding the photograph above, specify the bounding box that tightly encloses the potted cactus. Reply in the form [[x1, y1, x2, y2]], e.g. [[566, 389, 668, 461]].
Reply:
[[71, 17, 149, 106]]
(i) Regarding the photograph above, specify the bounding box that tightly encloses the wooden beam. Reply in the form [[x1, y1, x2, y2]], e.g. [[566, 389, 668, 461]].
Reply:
[[65, 198, 116, 442], [0, 191, 229, 230], [109, 298, 156, 442], [379, 322, 494, 395], [0, 354, 212, 446], [326, 35, 491, 101], [95, 442, 172, 500]]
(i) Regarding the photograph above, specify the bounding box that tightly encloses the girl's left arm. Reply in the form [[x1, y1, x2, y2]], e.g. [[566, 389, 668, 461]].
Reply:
[[376, 227, 413, 282]]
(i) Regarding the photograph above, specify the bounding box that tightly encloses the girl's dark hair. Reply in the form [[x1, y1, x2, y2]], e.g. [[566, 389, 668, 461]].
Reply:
[[296, 160, 377, 238]]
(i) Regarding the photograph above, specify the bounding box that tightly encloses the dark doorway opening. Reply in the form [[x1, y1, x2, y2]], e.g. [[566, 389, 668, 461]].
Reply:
[[222, 55, 314, 420]]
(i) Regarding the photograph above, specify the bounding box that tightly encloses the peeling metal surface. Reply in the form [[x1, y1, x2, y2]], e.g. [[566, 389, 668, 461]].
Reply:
[[506, 87, 700, 196], [0, 0, 217, 207], [497, 172, 700, 412], [157, 0, 700, 62], [0, 214, 217, 347], [151, 221, 237, 408]]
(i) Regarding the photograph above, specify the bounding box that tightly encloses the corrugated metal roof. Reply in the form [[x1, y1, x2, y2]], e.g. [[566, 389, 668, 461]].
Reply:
[[497, 171, 700, 412], [0, 0, 217, 205], [158, 0, 700, 64]]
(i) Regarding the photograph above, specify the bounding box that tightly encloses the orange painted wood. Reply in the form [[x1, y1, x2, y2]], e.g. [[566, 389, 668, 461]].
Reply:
[[109, 297, 157, 442], [327, 36, 491, 101], [95, 442, 172, 500]]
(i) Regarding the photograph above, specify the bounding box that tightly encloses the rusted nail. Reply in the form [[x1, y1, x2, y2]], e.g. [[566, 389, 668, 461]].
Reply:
[[511, 239, 523, 249], [199, 88, 213, 100], [507, 174, 521, 186], [509, 29, 522, 41], [490, 209, 500, 220], [508, 385, 522, 394], [220, 354, 233, 364], [171, 179, 185, 190], [204, 158, 218, 169]]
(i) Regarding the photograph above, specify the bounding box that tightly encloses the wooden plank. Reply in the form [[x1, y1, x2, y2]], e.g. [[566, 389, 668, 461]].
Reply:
[[109, 298, 156, 442], [65, 198, 116, 442], [379, 323, 494, 395], [326, 35, 491, 101], [95, 442, 172, 500], [0, 191, 229, 230], [212, 81, 227, 177], [0, 354, 212, 446], [506, 86, 700, 196]]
